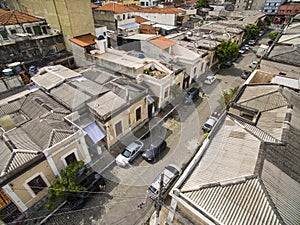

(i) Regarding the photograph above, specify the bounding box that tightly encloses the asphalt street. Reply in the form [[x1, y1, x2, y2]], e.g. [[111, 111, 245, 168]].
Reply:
[[41, 35, 274, 225]]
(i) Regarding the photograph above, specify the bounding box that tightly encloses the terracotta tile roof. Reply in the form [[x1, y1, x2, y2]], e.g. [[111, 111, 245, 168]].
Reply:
[[134, 7, 184, 14], [91, 3, 99, 9], [149, 36, 175, 49], [140, 24, 160, 34], [186, 0, 197, 3], [0, 9, 7, 15], [0, 10, 42, 26], [135, 15, 149, 24], [96, 2, 131, 13], [69, 34, 97, 47]]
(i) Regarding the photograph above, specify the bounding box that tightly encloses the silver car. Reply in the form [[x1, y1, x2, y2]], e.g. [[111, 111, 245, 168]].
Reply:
[[147, 164, 181, 200], [115, 140, 144, 167]]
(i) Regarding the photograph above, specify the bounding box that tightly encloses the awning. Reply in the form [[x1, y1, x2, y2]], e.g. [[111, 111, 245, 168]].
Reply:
[[118, 22, 140, 30], [146, 95, 155, 104], [83, 122, 106, 144]]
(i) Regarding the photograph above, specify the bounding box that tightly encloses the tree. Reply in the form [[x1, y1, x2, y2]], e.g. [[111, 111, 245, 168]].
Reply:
[[219, 86, 239, 110], [268, 31, 279, 40], [243, 24, 260, 39], [215, 40, 239, 63], [46, 161, 87, 210], [195, 0, 210, 8]]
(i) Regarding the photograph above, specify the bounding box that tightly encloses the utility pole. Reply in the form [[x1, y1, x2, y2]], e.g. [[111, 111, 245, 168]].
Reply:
[[153, 172, 164, 225]]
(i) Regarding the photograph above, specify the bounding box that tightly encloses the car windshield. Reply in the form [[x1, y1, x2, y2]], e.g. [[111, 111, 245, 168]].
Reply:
[[149, 185, 158, 194], [165, 166, 178, 175], [204, 123, 212, 129], [121, 149, 131, 158]]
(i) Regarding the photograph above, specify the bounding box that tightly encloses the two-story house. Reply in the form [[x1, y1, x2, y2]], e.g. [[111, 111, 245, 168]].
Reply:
[[121, 34, 207, 88], [70, 34, 176, 112], [93, 3, 140, 36]]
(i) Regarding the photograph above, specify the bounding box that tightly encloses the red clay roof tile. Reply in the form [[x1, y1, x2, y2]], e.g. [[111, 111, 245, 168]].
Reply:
[[96, 3, 131, 13], [0, 10, 42, 26], [69, 34, 97, 47], [150, 36, 175, 49]]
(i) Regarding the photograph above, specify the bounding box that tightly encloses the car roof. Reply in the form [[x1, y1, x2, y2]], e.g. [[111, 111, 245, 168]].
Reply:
[[205, 117, 217, 126], [126, 140, 142, 151], [206, 75, 215, 79]]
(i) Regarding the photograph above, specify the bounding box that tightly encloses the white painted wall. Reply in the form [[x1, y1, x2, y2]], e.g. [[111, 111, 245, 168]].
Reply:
[[132, 12, 177, 26]]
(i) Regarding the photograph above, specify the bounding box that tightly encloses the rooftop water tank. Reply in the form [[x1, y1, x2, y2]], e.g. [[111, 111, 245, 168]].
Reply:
[[7, 62, 22, 72], [137, 53, 145, 58], [97, 35, 105, 40], [2, 68, 14, 76]]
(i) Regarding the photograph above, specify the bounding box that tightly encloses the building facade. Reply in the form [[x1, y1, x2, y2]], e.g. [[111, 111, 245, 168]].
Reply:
[[6, 0, 95, 51]]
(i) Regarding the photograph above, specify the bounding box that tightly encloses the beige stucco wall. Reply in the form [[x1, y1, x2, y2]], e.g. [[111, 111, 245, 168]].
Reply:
[[8, 160, 55, 211], [8, 0, 95, 51], [104, 97, 148, 148]]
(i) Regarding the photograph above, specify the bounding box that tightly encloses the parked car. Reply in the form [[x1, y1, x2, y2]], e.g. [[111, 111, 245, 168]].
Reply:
[[67, 172, 106, 210], [249, 61, 258, 69], [142, 139, 167, 162], [248, 39, 256, 46], [184, 87, 200, 104], [258, 30, 265, 37], [267, 40, 274, 46], [202, 112, 219, 133], [116, 140, 144, 167], [147, 164, 181, 200], [239, 49, 246, 54], [241, 70, 251, 79], [204, 75, 217, 85], [244, 44, 250, 50]]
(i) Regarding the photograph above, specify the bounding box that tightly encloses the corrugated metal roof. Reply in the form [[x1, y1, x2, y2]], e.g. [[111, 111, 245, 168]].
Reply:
[[2, 150, 39, 175], [0, 98, 24, 117], [48, 130, 75, 147], [184, 178, 282, 225], [262, 160, 300, 225], [31, 73, 64, 90], [0, 140, 11, 175], [87, 91, 127, 118], [234, 119, 281, 143], [50, 83, 92, 110], [6, 128, 42, 152], [238, 89, 288, 112], [21, 118, 74, 149], [182, 117, 260, 191]]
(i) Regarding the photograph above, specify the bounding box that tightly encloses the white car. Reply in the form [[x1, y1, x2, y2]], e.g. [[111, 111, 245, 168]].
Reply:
[[115, 140, 144, 167], [204, 76, 217, 85], [202, 112, 219, 133], [249, 61, 258, 69]]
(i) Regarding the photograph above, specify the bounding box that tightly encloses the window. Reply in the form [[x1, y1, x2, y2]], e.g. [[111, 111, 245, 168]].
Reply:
[[27, 175, 47, 195], [10, 29, 16, 34], [0, 28, 8, 40], [135, 107, 142, 121], [193, 67, 197, 74], [32, 26, 42, 35], [114, 121, 123, 137], [26, 27, 32, 34], [141, 2, 145, 6], [65, 153, 77, 165], [164, 87, 169, 99], [123, 14, 125, 20]]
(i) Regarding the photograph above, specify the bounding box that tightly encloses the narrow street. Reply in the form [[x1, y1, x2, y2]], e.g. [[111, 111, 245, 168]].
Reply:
[[44, 53, 251, 225]]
